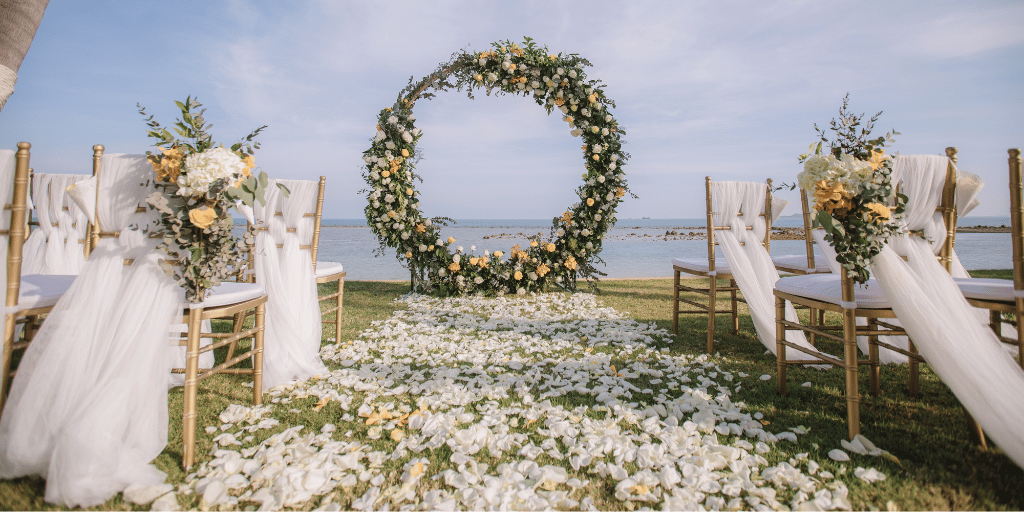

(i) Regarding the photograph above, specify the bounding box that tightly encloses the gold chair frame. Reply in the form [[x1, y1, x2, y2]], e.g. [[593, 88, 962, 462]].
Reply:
[[961, 149, 1024, 368], [91, 144, 267, 469], [1, 143, 54, 414], [774, 157, 957, 439], [773, 188, 831, 275], [312, 176, 345, 339], [673, 177, 772, 353]]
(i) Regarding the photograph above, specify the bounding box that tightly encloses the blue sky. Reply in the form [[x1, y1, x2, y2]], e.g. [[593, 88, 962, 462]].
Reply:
[[1, 0, 1022, 220]]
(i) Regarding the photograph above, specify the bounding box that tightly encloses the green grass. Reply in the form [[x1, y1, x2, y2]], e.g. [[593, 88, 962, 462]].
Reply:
[[1, 273, 1021, 511]]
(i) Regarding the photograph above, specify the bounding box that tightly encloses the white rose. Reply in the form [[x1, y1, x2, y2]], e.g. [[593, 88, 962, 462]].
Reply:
[[439, 269, 447, 277], [556, 229, 565, 236], [412, 128, 421, 136], [384, 194, 395, 203], [375, 130, 385, 142], [581, 229, 591, 236], [502, 60, 511, 70], [586, 242, 593, 249], [419, 244, 427, 252], [595, 214, 602, 221], [474, 276, 483, 284], [385, 141, 396, 150], [557, 67, 564, 75], [424, 219, 432, 226], [610, 154, 619, 162], [453, 254, 461, 263], [598, 176, 605, 183], [479, 58, 487, 66], [609, 163, 617, 170], [602, 128, 609, 136], [457, 246, 464, 253], [531, 81, 540, 89], [569, 70, 577, 78], [402, 132, 413, 143], [529, 272, 537, 280], [401, 232, 409, 240], [388, 115, 398, 124], [605, 115, 613, 122], [488, 72, 498, 82], [517, 287, 526, 295]]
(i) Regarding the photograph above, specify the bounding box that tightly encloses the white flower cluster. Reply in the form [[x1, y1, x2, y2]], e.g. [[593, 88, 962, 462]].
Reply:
[[164, 293, 879, 511], [178, 147, 246, 197], [797, 153, 874, 194]]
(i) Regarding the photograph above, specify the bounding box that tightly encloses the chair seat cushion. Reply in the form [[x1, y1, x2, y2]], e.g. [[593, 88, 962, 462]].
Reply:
[[775, 274, 892, 309], [18, 274, 76, 310], [772, 254, 832, 274], [188, 282, 266, 310], [672, 258, 731, 275], [315, 261, 345, 279], [956, 277, 1016, 302]]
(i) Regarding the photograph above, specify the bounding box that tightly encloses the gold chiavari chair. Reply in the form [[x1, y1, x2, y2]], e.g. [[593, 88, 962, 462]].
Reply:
[[772, 188, 833, 276], [956, 149, 1024, 369], [312, 177, 346, 341], [773, 155, 957, 439], [672, 177, 772, 353], [0, 143, 76, 415], [23, 170, 93, 275], [89, 146, 267, 469]]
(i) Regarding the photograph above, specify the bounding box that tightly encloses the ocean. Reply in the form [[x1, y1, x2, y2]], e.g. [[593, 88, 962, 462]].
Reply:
[[306, 216, 1016, 281]]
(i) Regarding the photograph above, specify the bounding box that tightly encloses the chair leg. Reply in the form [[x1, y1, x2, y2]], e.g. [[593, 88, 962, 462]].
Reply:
[[334, 276, 344, 341], [908, 339, 920, 396], [672, 270, 680, 335], [964, 408, 988, 450], [842, 306, 860, 439], [707, 277, 717, 353], [182, 308, 203, 470], [808, 307, 818, 346], [868, 318, 880, 396], [1, 315, 15, 417], [776, 295, 787, 395], [729, 279, 739, 334], [253, 303, 265, 406]]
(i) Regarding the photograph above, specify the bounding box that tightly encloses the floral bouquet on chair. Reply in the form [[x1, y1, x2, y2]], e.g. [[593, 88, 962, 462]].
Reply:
[[797, 95, 906, 283], [138, 96, 271, 302]]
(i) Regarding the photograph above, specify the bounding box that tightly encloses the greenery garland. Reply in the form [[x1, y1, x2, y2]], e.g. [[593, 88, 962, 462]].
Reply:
[[362, 38, 630, 295]]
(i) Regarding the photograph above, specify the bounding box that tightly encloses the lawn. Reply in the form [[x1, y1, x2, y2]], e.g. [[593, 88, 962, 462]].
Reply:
[[0, 273, 1021, 510]]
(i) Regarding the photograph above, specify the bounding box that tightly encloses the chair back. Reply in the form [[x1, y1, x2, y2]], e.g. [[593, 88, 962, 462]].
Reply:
[[797, 188, 820, 272], [704, 176, 772, 272], [1, 144, 31, 311], [1009, 149, 1023, 295], [310, 176, 326, 271], [891, 154, 958, 272], [254, 179, 320, 257], [23, 172, 92, 274]]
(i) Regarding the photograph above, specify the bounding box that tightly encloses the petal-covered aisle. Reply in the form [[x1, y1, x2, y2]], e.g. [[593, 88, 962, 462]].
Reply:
[[171, 293, 874, 511]]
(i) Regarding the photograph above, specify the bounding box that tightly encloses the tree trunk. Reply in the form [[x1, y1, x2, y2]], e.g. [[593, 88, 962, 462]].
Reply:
[[0, 0, 49, 112]]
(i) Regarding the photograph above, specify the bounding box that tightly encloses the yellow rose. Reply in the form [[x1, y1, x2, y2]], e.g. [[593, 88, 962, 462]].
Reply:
[[546, 243, 556, 252], [428, 245, 434, 251], [530, 240, 538, 247], [406, 188, 413, 195], [592, 155, 599, 161], [469, 257, 478, 265], [447, 236, 456, 244], [508, 63, 517, 71], [514, 271, 523, 280], [415, 223, 426, 233], [474, 74, 483, 81], [241, 155, 255, 177], [188, 205, 218, 229], [401, 149, 410, 157], [549, 54, 557, 61], [865, 202, 892, 221], [587, 198, 594, 206], [536, 263, 550, 277], [405, 252, 413, 258], [494, 250, 503, 258], [388, 210, 397, 218], [448, 262, 461, 272], [616, 187, 626, 198], [476, 258, 488, 268], [564, 256, 578, 270], [381, 170, 391, 178]]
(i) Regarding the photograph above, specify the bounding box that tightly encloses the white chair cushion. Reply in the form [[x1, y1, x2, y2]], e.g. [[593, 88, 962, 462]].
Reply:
[[775, 274, 892, 309], [672, 258, 731, 275], [315, 261, 345, 279], [955, 277, 1016, 302], [188, 282, 266, 310], [772, 254, 832, 273], [17, 274, 76, 310]]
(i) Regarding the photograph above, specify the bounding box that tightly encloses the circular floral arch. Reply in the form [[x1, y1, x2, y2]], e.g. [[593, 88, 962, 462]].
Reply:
[[363, 38, 630, 295]]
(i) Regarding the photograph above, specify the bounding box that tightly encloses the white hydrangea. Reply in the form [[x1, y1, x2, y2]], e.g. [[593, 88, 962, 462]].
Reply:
[[178, 147, 245, 197]]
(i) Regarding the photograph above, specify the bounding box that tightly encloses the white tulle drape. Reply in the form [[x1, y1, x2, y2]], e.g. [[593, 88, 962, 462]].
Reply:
[[712, 181, 822, 360], [869, 155, 1024, 468], [22, 173, 91, 275], [0, 154, 182, 507], [0, 151, 14, 298], [254, 179, 327, 389]]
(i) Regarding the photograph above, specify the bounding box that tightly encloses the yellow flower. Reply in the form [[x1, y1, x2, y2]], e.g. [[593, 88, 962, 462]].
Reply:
[[401, 149, 410, 157], [469, 257, 478, 266], [150, 145, 185, 182], [415, 223, 426, 233], [813, 179, 853, 217], [410, 462, 425, 477], [476, 257, 488, 268], [474, 74, 483, 81], [546, 243, 556, 252], [616, 187, 626, 198], [508, 63, 517, 71], [241, 155, 254, 177], [560, 210, 572, 225], [188, 205, 218, 229], [389, 159, 402, 172], [554, 97, 566, 106], [448, 262, 461, 272], [592, 154, 600, 160], [388, 210, 397, 218], [536, 263, 550, 277], [514, 271, 523, 280], [549, 54, 557, 61], [405, 251, 413, 258], [865, 202, 892, 221], [406, 187, 413, 196], [587, 198, 594, 206], [530, 240, 538, 247], [867, 149, 889, 170], [564, 256, 578, 270], [588, 93, 598, 103], [493, 250, 503, 258], [381, 170, 391, 178], [428, 245, 434, 251], [447, 236, 456, 244]]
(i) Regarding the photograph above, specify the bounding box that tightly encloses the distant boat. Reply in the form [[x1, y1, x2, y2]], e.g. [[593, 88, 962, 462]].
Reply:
[[641, 216, 651, 219]]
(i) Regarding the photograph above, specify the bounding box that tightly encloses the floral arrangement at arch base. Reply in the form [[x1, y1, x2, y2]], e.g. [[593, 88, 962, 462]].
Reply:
[[139, 96, 273, 303], [797, 95, 906, 284], [362, 37, 631, 296]]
